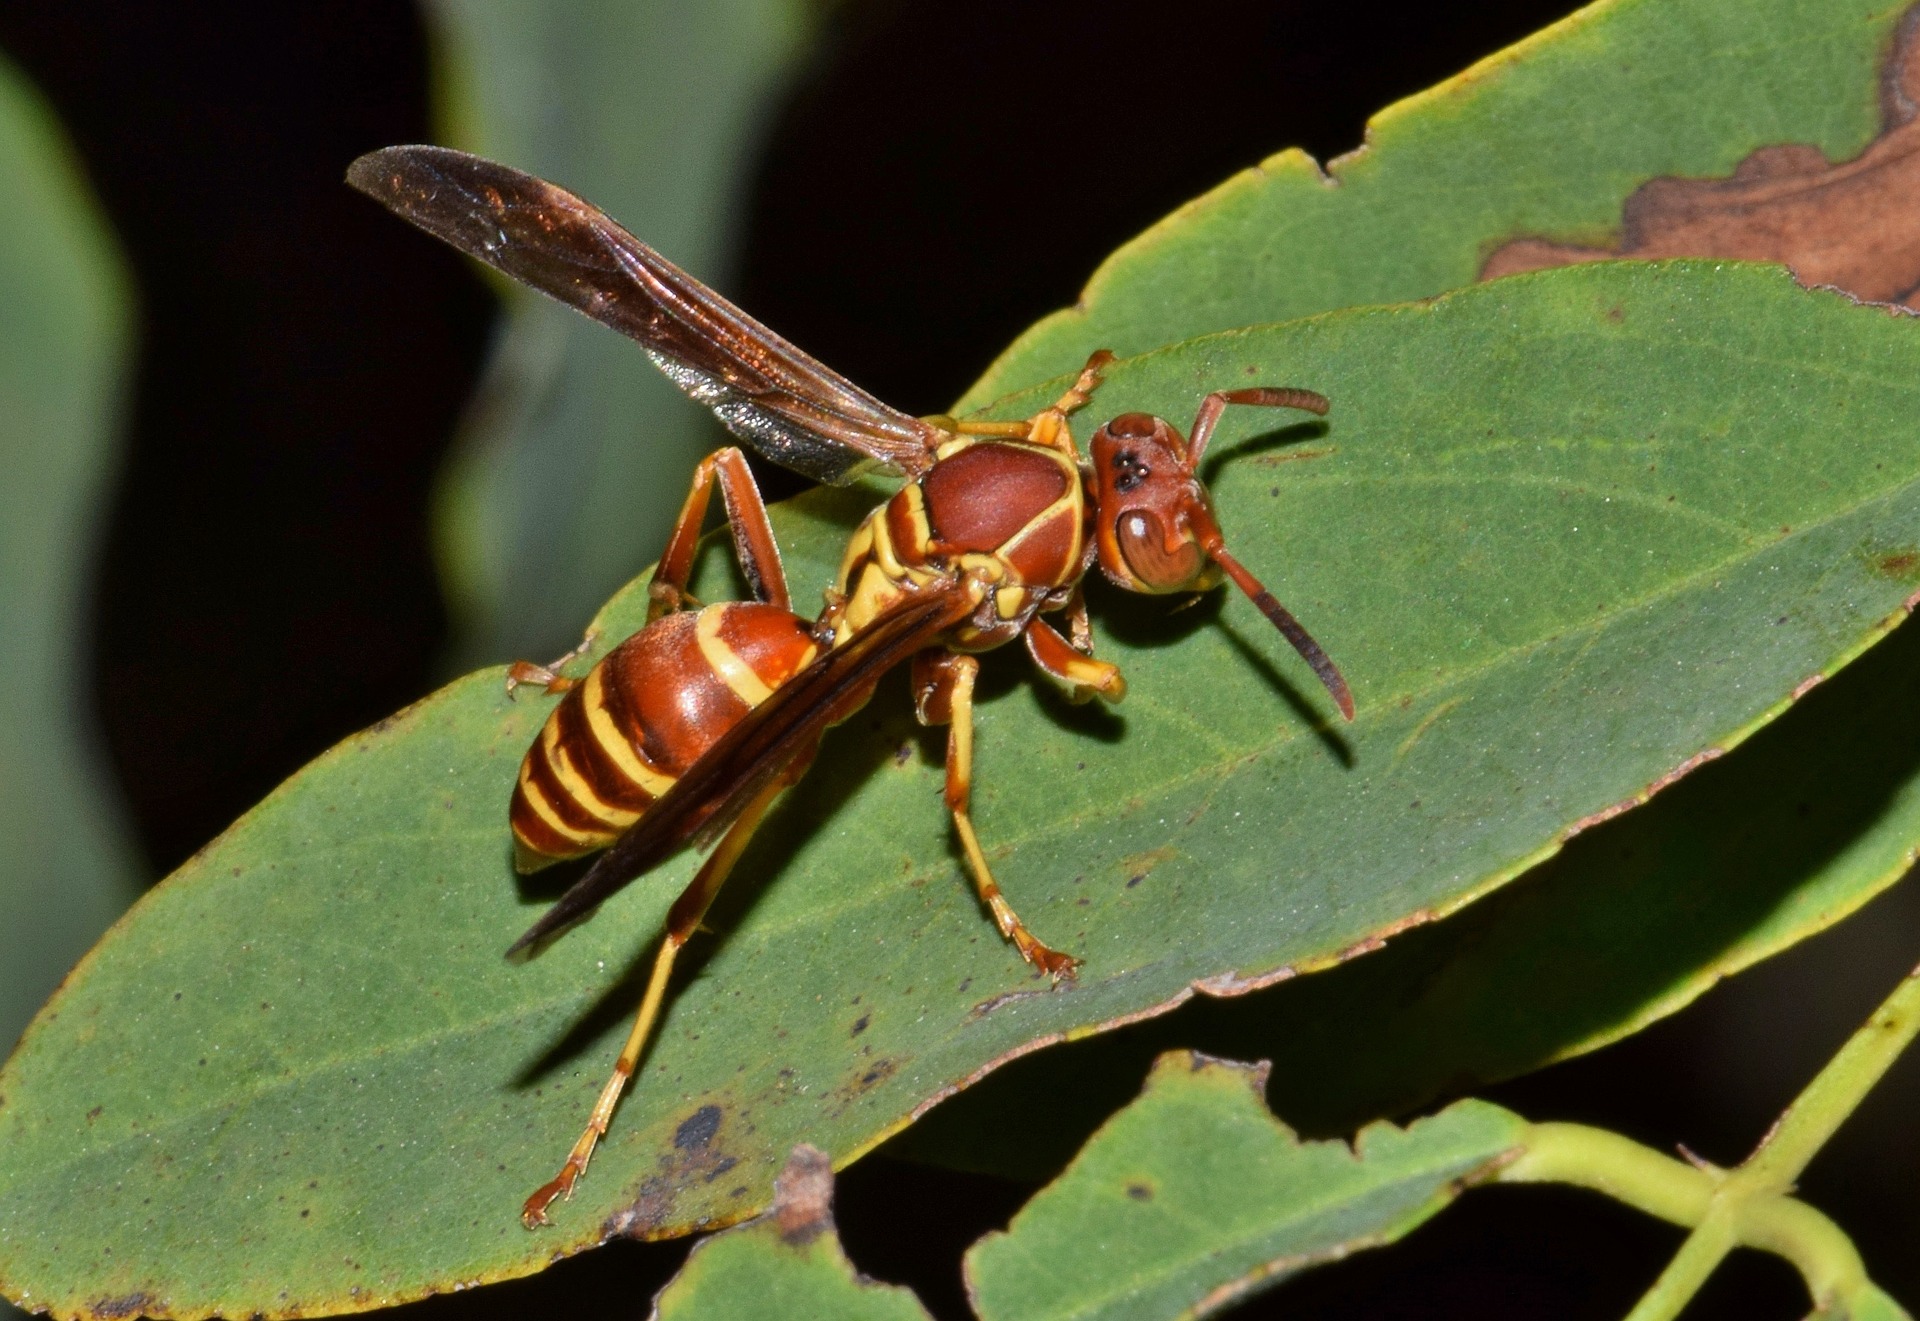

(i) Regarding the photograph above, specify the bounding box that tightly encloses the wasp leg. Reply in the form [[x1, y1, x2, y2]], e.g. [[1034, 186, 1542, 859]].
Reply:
[[912, 651, 1080, 980], [1025, 617, 1125, 705], [944, 418, 1031, 438], [941, 349, 1115, 447], [520, 775, 787, 1229], [1051, 349, 1114, 415], [650, 446, 791, 622], [1063, 586, 1094, 654], [505, 631, 600, 697], [1023, 349, 1114, 454]]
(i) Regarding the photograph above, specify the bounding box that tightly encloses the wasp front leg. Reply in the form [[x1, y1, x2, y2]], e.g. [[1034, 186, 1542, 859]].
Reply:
[[1024, 618, 1125, 705], [912, 650, 1080, 979], [930, 350, 1115, 449], [1025, 589, 1125, 704]]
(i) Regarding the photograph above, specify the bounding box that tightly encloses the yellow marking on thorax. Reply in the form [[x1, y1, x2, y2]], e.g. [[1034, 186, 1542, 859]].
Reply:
[[865, 506, 910, 579], [896, 483, 934, 559], [697, 608, 775, 707], [836, 517, 876, 591], [580, 667, 677, 798], [995, 477, 1086, 583], [539, 715, 642, 830]]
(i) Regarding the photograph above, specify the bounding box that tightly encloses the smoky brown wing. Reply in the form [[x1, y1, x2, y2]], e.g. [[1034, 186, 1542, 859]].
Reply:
[[347, 145, 940, 484], [507, 583, 975, 956]]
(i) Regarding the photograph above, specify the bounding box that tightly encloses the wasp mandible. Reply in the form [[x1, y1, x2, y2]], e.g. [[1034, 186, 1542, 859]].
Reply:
[[347, 146, 1354, 1227]]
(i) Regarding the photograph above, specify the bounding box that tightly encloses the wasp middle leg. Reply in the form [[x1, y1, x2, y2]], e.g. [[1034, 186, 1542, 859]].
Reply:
[[506, 631, 600, 697], [913, 650, 1080, 979]]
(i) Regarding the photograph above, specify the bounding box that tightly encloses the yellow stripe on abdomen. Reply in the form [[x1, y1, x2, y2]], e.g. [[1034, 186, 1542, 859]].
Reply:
[[697, 606, 775, 706], [539, 716, 642, 831], [579, 666, 678, 799]]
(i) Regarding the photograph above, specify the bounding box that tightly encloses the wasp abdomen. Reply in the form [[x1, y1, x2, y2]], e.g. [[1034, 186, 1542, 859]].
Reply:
[[510, 603, 819, 872]]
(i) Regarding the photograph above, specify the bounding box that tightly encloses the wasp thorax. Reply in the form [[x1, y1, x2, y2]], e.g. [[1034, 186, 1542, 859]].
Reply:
[[1088, 415, 1218, 595]]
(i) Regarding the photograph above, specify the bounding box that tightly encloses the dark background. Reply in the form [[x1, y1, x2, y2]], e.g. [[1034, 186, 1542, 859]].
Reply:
[[2, 1, 1915, 1316]]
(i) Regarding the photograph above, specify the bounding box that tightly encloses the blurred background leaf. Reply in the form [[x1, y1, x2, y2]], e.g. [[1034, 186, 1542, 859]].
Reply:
[[0, 47, 137, 1094], [423, 0, 812, 668], [0, 48, 136, 1321]]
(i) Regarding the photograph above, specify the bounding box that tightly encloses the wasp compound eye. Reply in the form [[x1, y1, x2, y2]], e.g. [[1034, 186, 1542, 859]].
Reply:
[[1115, 509, 1207, 591]]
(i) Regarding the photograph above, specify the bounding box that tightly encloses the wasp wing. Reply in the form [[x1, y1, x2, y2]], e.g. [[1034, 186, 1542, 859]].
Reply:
[[347, 145, 941, 484], [507, 583, 975, 956]]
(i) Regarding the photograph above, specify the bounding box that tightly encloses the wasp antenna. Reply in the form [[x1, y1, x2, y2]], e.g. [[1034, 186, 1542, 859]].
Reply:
[[1206, 544, 1354, 720], [1188, 387, 1330, 465]]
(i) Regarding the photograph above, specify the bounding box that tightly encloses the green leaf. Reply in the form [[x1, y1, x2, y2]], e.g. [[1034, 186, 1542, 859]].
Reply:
[[0, 51, 138, 1059], [424, 0, 810, 665], [964, 1051, 1525, 1321], [959, 0, 1898, 412], [650, 1146, 930, 1320], [891, 603, 1920, 1178], [7, 263, 1920, 1315]]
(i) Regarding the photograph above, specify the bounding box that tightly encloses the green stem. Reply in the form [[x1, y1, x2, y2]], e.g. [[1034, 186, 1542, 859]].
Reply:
[[1642, 961, 1920, 1319], [1498, 1124, 1869, 1314], [1741, 962, 1920, 1187], [1622, 1218, 1736, 1321], [1502, 960, 1920, 1321]]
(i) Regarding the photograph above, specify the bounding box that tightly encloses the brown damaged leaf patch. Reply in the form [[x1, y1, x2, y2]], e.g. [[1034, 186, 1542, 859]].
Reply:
[[1483, 3, 1920, 307], [771, 1145, 835, 1248]]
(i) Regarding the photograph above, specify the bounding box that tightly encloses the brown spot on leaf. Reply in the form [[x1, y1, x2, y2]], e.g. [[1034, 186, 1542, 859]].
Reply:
[[772, 1144, 836, 1247], [1126, 1181, 1155, 1201], [1482, 5, 1920, 308], [850, 1013, 871, 1037], [1873, 548, 1920, 580], [88, 1293, 158, 1320], [1119, 844, 1177, 890]]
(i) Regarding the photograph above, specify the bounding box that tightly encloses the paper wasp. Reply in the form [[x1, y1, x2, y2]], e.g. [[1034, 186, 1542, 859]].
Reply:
[[347, 145, 1354, 1227]]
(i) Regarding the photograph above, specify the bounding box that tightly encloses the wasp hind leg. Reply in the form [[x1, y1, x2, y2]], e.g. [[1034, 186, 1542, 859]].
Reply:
[[913, 650, 1080, 980], [521, 776, 787, 1229], [649, 446, 791, 622]]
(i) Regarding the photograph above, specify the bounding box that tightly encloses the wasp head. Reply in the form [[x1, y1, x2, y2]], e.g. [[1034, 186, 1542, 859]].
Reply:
[[1086, 386, 1353, 720]]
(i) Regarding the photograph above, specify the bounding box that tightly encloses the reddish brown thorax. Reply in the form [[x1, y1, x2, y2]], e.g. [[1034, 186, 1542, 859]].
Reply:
[[1087, 412, 1221, 595]]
